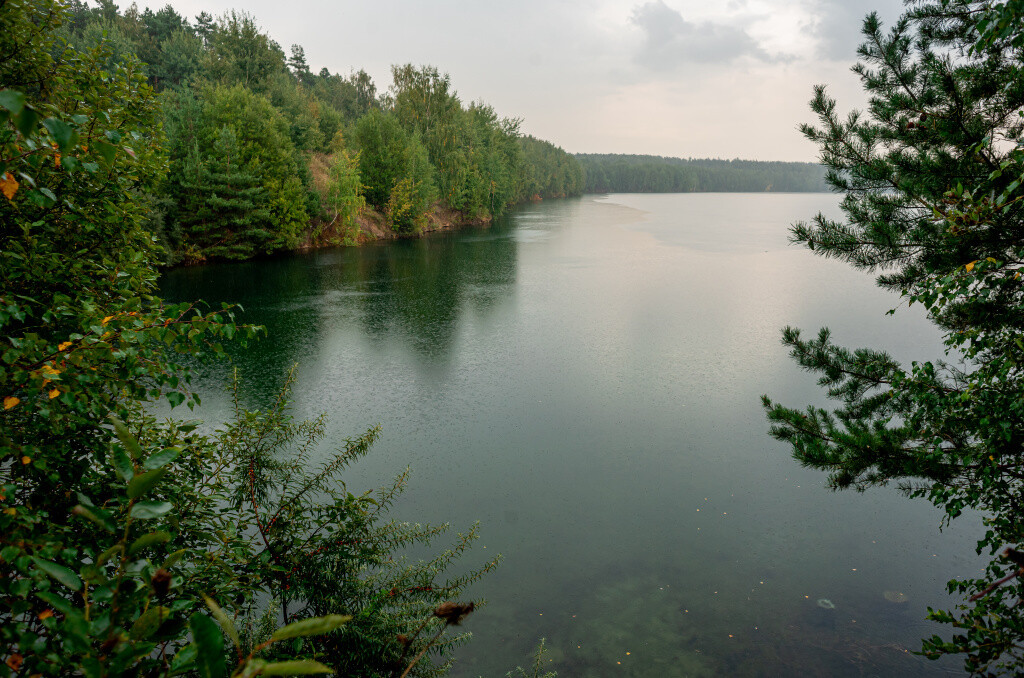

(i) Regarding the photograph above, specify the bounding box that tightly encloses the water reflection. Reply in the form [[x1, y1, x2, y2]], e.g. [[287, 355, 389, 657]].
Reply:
[[159, 217, 518, 403], [354, 229, 517, 360], [159, 195, 979, 678]]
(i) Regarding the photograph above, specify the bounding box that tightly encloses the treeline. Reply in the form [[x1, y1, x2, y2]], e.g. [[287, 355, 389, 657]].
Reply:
[[57, 1, 583, 263], [576, 154, 829, 193]]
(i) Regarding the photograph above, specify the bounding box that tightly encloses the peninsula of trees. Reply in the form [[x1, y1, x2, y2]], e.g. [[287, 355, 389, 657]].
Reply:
[[33, 1, 836, 268], [55, 1, 584, 264]]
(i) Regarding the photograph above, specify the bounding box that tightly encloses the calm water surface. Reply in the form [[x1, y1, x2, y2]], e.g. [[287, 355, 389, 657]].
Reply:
[[161, 194, 981, 677]]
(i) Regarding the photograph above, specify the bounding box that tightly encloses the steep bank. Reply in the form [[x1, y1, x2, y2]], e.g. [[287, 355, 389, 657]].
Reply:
[[299, 150, 496, 250], [301, 202, 492, 250]]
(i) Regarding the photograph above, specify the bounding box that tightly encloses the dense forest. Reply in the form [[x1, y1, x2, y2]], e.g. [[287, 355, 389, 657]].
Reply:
[[6, 0, 1024, 675], [52, 1, 584, 264], [576, 154, 829, 193], [2, 1, 502, 675]]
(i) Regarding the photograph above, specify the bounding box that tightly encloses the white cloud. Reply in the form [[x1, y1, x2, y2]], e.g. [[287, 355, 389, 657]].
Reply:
[[629, 0, 770, 69], [162, 0, 911, 160], [801, 0, 905, 61]]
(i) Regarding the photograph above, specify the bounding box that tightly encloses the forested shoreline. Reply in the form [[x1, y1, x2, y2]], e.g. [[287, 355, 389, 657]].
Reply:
[[34, 1, 834, 269], [6, 0, 1024, 674], [576, 154, 829, 193], [2, 1, 501, 674], [52, 1, 584, 265]]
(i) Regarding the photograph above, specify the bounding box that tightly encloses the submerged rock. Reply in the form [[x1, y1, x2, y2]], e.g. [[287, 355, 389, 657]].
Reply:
[[883, 591, 909, 604]]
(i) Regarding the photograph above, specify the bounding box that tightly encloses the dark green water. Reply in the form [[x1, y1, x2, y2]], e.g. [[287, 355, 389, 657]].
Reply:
[[161, 194, 979, 677]]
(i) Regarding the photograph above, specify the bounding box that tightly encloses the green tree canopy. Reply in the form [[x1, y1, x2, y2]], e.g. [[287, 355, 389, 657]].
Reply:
[[39, 2, 583, 260], [203, 10, 285, 92], [162, 83, 308, 260], [353, 108, 437, 231]]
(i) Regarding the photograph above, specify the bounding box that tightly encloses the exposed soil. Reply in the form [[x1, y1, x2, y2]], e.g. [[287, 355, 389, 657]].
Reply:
[[299, 152, 492, 251]]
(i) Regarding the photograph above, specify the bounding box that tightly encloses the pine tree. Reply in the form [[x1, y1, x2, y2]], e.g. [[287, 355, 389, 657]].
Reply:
[[762, 1, 1024, 672], [288, 44, 312, 85], [193, 10, 214, 46], [178, 126, 272, 261]]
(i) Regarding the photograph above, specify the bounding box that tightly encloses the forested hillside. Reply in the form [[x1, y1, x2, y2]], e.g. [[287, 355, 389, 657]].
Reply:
[[577, 154, 829, 193], [55, 2, 583, 264]]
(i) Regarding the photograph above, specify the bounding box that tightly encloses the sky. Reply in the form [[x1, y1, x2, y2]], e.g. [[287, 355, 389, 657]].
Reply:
[[167, 0, 906, 161]]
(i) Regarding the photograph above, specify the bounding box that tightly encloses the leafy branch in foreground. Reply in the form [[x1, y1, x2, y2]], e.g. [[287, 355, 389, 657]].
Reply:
[[3, 414, 349, 677], [224, 368, 500, 677]]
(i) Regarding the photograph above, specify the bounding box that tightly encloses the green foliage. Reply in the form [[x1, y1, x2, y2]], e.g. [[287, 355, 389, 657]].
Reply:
[[225, 371, 498, 677], [973, 0, 1024, 50], [162, 84, 308, 260], [353, 108, 437, 228], [203, 10, 286, 92], [389, 65, 466, 209], [386, 177, 430, 234], [353, 109, 413, 208], [520, 137, 584, 200], [763, 1, 1024, 673], [287, 44, 313, 86], [176, 126, 274, 260], [2, 4, 494, 677], [0, 2, 258, 673], [312, 69, 378, 122], [576, 154, 826, 193], [152, 29, 203, 90], [319, 148, 366, 243], [49, 3, 582, 258], [504, 639, 558, 678], [4, 405, 358, 677], [79, 18, 139, 71], [389, 65, 548, 217], [266, 71, 327, 152]]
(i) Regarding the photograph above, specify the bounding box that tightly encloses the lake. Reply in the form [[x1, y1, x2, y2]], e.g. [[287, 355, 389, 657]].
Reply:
[[160, 193, 980, 677]]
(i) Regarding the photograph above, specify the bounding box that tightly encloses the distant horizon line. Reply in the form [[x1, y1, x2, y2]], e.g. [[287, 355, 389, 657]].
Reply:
[[571, 152, 823, 165]]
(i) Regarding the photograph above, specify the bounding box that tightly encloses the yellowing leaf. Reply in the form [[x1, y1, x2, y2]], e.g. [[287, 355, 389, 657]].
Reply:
[[54, 153, 61, 168], [58, 341, 72, 351], [40, 365, 60, 376], [0, 173, 18, 201], [3, 508, 16, 516], [49, 389, 60, 399], [3, 396, 19, 410], [101, 315, 114, 325], [21, 456, 30, 465], [965, 260, 978, 272]]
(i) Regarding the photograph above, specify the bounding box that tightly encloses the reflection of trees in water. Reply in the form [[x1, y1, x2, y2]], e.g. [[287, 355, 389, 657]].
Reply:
[[158, 254, 326, 406], [158, 217, 518, 399], [355, 219, 517, 360]]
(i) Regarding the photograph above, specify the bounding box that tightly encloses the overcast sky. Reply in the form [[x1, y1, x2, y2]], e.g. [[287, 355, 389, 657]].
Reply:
[[167, 0, 906, 161]]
